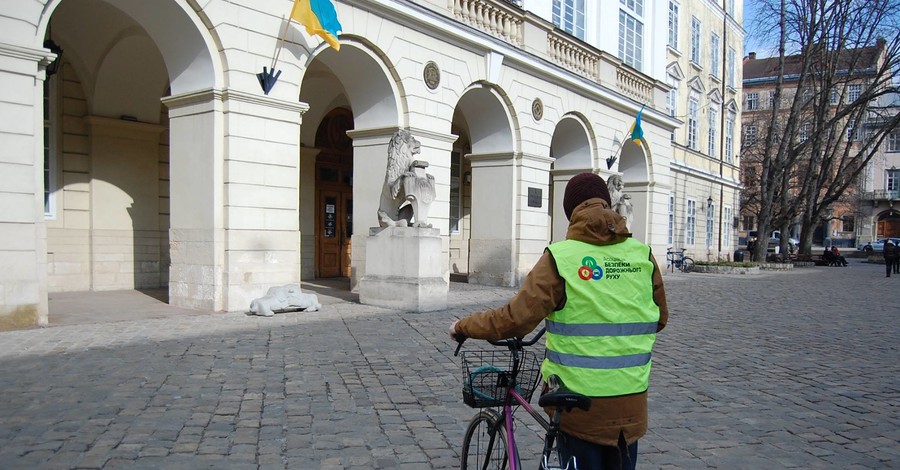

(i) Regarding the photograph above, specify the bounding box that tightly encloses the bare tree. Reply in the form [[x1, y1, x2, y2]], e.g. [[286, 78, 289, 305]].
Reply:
[[743, 0, 900, 261]]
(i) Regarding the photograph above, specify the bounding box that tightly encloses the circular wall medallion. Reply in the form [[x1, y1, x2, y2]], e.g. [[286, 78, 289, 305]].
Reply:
[[532, 98, 544, 121], [423, 61, 440, 90]]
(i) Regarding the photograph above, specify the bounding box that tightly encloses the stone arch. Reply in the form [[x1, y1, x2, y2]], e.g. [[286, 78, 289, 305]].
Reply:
[[39, 0, 222, 96], [453, 82, 519, 286], [35, 0, 224, 310], [297, 38, 404, 284], [549, 112, 596, 241]]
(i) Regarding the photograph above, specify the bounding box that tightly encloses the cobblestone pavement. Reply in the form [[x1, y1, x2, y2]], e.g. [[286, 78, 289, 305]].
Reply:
[[0, 259, 897, 469]]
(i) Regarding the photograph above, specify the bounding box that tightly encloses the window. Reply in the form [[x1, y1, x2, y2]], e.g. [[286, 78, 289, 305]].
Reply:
[[742, 215, 755, 231], [690, 17, 701, 65], [667, 1, 679, 49], [799, 122, 811, 143], [666, 79, 678, 141], [768, 91, 775, 109], [888, 169, 900, 192], [708, 107, 718, 157], [746, 92, 759, 110], [618, 7, 644, 70], [687, 95, 699, 150], [840, 215, 855, 233], [830, 87, 839, 105], [723, 206, 732, 249], [888, 130, 900, 152], [686, 199, 696, 245], [848, 84, 862, 103], [668, 194, 675, 245], [727, 47, 736, 88], [728, 0, 735, 16], [706, 201, 714, 249], [847, 123, 858, 142], [553, 0, 585, 39], [745, 125, 758, 146], [710, 33, 719, 76], [725, 112, 735, 163], [43, 77, 57, 218], [449, 151, 462, 234], [620, 0, 643, 16]]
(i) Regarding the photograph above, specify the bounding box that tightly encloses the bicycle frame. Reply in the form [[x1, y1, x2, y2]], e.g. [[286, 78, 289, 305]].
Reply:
[[498, 386, 551, 470]]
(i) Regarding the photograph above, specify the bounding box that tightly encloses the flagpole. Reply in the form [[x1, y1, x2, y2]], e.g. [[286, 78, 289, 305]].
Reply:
[[271, 1, 300, 70]]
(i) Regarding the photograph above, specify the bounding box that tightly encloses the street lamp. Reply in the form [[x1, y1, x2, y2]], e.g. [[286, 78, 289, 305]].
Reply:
[[43, 38, 63, 77]]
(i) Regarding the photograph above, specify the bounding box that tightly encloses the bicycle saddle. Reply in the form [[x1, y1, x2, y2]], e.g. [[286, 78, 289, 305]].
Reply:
[[538, 375, 591, 412]]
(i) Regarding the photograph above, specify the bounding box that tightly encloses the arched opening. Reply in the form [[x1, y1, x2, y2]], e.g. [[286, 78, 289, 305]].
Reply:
[[40, 0, 219, 314], [616, 138, 650, 241], [452, 84, 518, 286], [314, 108, 354, 278], [549, 114, 594, 242], [298, 40, 402, 287], [877, 209, 900, 238]]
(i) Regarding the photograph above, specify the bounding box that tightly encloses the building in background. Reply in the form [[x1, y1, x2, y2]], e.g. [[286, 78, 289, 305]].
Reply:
[[741, 39, 895, 249], [663, 0, 744, 261], [2, 0, 744, 329]]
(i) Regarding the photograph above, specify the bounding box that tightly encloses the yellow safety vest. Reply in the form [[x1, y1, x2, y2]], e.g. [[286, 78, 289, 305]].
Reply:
[[543, 238, 660, 397]]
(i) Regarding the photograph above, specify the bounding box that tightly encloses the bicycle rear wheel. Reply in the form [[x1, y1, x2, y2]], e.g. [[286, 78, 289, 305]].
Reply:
[[681, 257, 695, 273], [461, 409, 515, 470]]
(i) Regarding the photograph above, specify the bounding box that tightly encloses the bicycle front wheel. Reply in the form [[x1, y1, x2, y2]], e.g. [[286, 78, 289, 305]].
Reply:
[[461, 409, 515, 470], [681, 257, 695, 273]]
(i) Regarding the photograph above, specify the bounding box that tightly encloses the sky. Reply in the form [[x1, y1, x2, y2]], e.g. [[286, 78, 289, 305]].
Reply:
[[743, 1, 775, 57]]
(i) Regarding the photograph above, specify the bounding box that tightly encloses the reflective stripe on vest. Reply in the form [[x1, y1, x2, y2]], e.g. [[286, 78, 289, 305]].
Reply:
[[542, 238, 660, 397]]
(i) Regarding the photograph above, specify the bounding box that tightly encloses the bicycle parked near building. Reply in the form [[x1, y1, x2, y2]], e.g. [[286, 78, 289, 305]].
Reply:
[[666, 247, 694, 273], [454, 327, 591, 470]]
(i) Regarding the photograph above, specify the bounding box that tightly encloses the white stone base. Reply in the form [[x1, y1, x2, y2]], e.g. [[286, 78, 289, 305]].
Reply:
[[359, 226, 448, 312]]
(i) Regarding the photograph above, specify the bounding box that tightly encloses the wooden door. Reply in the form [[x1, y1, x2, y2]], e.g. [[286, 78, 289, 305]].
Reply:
[[318, 190, 343, 278], [341, 192, 353, 277], [315, 169, 352, 278]]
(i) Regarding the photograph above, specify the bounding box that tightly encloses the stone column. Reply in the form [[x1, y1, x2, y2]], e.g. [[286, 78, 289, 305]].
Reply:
[[162, 89, 226, 311], [513, 153, 555, 285], [163, 89, 308, 312], [0, 44, 55, 328]]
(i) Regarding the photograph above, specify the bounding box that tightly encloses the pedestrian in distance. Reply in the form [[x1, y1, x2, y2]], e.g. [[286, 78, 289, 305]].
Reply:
[[449, 172, 669, 470], [831, 246, 848, 267], [883, 240, 898, 277]]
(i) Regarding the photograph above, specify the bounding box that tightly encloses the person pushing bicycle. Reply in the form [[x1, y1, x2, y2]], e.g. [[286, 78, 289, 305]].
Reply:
[[449, 172, 668, 470]]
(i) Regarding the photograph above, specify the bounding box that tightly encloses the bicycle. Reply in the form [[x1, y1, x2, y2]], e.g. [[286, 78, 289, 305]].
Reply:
[[454, 328, 591, 470], [666, 247, 694, 273]]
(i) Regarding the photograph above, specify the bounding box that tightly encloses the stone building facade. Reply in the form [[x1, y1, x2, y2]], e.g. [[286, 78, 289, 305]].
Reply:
[[1, 0, 744, 328]]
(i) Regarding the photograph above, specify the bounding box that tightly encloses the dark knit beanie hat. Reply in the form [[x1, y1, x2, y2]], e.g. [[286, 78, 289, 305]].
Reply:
[[563, 172, 611, 219]]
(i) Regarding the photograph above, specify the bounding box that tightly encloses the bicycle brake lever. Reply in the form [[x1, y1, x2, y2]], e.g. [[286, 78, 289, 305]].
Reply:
[[453, 335, 467, 356]]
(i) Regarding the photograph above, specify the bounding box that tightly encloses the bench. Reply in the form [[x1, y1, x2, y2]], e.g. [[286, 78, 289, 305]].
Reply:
[[794, 254, 840, 267]]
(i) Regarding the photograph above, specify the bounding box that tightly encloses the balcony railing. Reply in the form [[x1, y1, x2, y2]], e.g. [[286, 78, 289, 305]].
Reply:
[[863, 189, 900, 200], [449, 0, 524, 45], [444, 0, 664, 108]]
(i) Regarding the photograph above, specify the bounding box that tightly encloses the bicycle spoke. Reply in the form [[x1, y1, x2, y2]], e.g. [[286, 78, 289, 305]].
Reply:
[[461, 410, 510, 470]]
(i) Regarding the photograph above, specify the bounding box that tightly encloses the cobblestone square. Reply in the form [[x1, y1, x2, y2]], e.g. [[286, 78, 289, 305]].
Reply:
[[0, 258, 897, 469]]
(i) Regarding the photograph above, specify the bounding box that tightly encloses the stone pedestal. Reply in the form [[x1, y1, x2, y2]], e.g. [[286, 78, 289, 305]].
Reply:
[[359, 226, 447, 312]]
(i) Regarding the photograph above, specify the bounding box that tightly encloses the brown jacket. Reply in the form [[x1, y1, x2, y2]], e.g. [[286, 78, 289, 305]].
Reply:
[[455, 198, 669, 446]]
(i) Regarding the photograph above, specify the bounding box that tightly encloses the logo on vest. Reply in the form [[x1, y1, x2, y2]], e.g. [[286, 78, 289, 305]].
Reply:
[[578, 256, 604, 280]]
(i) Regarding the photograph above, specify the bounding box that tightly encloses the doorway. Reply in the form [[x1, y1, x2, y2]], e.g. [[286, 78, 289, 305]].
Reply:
[[315, 108, 354, 278]]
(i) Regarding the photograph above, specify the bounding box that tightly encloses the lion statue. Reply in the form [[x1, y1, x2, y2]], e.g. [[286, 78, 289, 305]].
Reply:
[[248, 284, 321, 317], [607, 174, 634, 230], [377, 129, 436, 228]]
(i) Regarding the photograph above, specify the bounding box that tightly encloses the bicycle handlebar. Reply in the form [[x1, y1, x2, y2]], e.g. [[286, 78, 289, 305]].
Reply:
[[453, 327, 546, 356]]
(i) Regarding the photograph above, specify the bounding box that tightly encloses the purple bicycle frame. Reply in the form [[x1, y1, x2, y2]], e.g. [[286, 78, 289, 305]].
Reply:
[[503, 386, 551, 470]]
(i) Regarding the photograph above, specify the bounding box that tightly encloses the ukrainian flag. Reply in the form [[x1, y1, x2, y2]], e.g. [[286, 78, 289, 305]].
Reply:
[[629, 104, 645, 146], [291, 0, 342, 51]]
